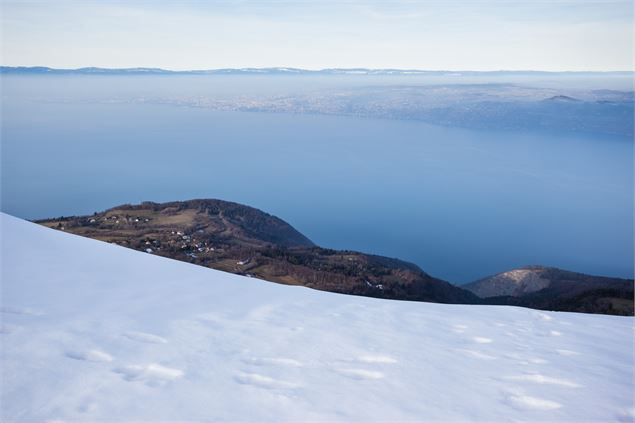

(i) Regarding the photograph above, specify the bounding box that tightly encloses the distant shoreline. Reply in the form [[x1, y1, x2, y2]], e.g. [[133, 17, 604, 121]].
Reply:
[[1, 66, 633, 76]]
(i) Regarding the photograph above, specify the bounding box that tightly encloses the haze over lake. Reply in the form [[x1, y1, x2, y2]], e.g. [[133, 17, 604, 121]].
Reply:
[[1, 74, 633, 283]]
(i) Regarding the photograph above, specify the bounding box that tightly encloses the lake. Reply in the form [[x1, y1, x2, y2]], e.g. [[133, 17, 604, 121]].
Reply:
[[1, 75, 633, 283]]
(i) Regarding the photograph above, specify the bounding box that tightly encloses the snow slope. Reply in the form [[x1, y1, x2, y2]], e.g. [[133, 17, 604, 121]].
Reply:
[[1, 213, 633, 422]]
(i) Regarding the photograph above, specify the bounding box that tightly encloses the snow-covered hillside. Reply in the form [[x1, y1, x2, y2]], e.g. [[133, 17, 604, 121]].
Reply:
[[1, 213, 633, 422]]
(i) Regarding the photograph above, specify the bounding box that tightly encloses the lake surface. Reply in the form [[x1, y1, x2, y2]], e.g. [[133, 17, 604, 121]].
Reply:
[[1, 75, 633, 283]]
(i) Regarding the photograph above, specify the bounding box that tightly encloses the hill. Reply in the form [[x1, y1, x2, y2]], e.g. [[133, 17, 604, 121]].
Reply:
[[466, 266, 633, 316], [2, 212, 633, 421], [36, 199, 478, 305]]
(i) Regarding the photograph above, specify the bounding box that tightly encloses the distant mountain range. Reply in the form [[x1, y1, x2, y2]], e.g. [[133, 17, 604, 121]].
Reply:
[[1, 66, 633, 76], [36, 199, 633, 315]]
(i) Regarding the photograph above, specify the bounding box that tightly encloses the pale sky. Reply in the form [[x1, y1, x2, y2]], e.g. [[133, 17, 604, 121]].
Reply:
[[1, 0, 633, 71]]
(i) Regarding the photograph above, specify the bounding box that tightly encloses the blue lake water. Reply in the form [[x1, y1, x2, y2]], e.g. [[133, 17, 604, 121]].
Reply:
[[1, 76, 633, 283]]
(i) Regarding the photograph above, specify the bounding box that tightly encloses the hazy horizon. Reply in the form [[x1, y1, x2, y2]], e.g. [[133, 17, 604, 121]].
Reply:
[[3, 65, 635, 72], [1, 1, 632, 71]]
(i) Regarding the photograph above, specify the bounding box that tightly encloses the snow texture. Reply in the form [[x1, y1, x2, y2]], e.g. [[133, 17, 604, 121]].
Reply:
[[1, 213, 633, 421]]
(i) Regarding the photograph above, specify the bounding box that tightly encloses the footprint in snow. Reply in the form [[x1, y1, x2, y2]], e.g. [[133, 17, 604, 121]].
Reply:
[[337, 368, 385, 380], [556, 349, 581, 357], [472, 336, 493, 344], [535, 312, 553, 321], [357, 355, 398, 364], [243, 357, 304, 367], [507, 373, 582, 388], [66, 349, 113, 362], [235, 372, 299, 389], [505, 392, 562, 411], [113, 363, 183, 384], [123, 331, 168, 344], [452, 324, 469, 333], [456, 349, 497, 360]]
